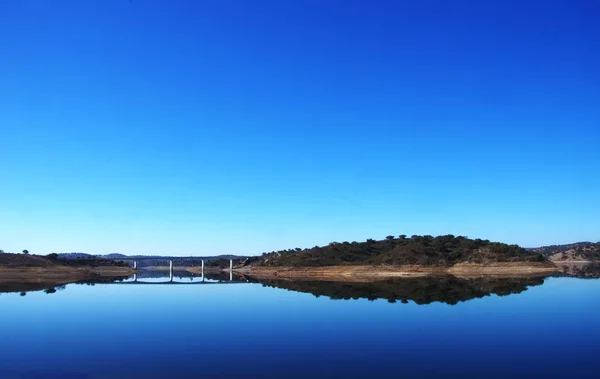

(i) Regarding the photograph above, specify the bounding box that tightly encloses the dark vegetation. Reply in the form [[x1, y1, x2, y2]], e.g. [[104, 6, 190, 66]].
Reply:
[[0, 253, 53, 268], [205, 259, 245, 268], [0, 252, 128, 268], [247, 235, 547, 267], [49, 255, 129, 267], [0, 277, 129, 295], [252, 276, 546, 305]]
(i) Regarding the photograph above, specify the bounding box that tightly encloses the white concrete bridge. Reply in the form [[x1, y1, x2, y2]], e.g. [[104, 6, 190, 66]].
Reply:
[[122, 259, 240, 284]]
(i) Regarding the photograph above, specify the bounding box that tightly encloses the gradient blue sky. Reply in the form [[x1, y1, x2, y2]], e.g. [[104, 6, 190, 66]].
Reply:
[[1, 0, 599, 256]]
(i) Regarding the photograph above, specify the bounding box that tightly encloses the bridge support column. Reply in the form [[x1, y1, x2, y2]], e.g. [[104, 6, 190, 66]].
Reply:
[[169, 260, 173, 282], [201, 259, 205, 281], [230, 259, 233, 281], [133, 261, 137, 269]]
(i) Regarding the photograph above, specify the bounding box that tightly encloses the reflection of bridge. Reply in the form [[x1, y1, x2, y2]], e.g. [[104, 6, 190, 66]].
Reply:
[[118, 259, 240, 284], [112, 280, 247, 285], [122, 258, 232, 273]]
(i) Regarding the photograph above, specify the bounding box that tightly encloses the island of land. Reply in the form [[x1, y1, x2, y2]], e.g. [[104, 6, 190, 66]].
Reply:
[[236, 234, 560, 281], [0, 253, 135, 293]]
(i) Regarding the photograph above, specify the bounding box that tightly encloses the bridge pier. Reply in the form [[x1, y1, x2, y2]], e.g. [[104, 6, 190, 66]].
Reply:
[[201, 259, 205, 281], [133, 261, 137, 269], [169, 260, 173, 282], [230, 259, 233, 281]]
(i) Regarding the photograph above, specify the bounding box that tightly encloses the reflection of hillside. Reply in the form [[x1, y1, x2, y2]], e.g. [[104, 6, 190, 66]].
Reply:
[[554, 263, 600, 279], [134, 270, 197, 280], [252, 276, 546, 305], [0, 276, 128, 295], [202, 271, 231, 281]]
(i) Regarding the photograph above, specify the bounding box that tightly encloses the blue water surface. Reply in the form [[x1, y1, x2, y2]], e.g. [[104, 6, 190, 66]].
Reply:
[[0, 277, 598, 378]]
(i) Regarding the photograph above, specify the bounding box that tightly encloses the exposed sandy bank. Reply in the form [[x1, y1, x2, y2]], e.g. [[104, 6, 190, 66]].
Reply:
[[239, 262, 558, 282], [446, 262, 559, 278], [0, 266, 135, 293]]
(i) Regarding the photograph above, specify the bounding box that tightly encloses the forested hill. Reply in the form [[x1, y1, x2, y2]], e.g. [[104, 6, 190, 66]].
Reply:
[[531, 242, 600, 261], [246, 235, 547, 267]]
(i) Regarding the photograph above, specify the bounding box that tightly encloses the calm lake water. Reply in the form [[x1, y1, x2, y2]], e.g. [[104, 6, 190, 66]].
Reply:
[[1, 273, 599, 379]]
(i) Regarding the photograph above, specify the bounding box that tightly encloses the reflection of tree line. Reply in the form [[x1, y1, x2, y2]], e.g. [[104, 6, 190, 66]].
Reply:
[[251, 276, 546, 305], [5, 265, 599, 301], [553, 263, 600, 279], [1, 276, 129, 296]]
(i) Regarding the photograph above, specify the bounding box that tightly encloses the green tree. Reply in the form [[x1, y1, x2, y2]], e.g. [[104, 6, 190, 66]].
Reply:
[[22, 249, 29, 255]]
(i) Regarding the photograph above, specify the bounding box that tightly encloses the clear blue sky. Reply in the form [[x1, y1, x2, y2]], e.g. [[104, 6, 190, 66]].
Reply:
[[1, 0, 598, 256]]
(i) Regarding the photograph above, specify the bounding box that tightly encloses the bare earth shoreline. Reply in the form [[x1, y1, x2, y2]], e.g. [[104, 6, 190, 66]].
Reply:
[[0, 262, 560, 292], [0, 266, 135, 292], [237, 262, 559, 282]]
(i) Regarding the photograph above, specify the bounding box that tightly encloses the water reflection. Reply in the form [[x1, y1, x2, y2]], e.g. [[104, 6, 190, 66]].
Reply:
[[125, 269, 205, 283], [123, 270, 245, 283], [0, 276, 129, 296], [0, 271, 248, 296], [1, 268, 599, 378], [554, 262, 600, 279], [252, 276, 547, 305], [3, 264, 599, 302]]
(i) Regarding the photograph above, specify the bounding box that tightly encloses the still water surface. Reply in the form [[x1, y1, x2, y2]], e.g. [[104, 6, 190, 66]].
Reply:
[[0, 274, 598, 378]]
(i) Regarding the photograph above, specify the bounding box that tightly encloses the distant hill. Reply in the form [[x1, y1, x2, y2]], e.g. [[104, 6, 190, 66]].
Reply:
[[58, 252, 96, 259], [246, 234, 547, 267], [104, 253, 128, 259], [531, 242, 600, 261], [56, 253, 249, 268]]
